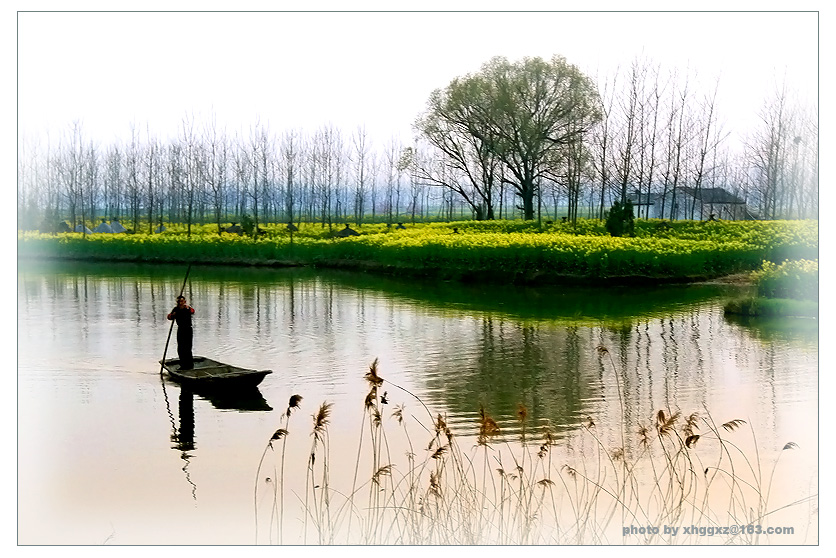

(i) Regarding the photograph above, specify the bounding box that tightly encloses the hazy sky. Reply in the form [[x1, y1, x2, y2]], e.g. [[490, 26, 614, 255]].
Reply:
[[17, 9, 819, 148]]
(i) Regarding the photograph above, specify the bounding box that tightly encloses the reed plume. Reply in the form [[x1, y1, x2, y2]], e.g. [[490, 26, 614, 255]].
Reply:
[[287, 394, 303, 417], [392, 404, 405, 425], [312, 402, 332, 442], [371, 464, 393, 486], [517, 403, 529, 442], [683, 412, 699, 437], [365, 357, 384, 387], [477, 405, 500, 446], [655, 410, 681, 437], [538, 424, 556, 459], [435, 413, 447, 435], [364, 388, 377, 410], [429, 471, 442, 497], [638, 424, 651, 448], [722, 419, 747, 432]]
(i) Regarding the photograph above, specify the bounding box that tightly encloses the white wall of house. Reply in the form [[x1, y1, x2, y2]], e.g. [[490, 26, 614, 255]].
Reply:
[[629, 187, 753, 220]]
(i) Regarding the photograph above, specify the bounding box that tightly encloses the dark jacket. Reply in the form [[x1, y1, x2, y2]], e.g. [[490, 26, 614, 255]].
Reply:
[[167, 305, 195, 328]]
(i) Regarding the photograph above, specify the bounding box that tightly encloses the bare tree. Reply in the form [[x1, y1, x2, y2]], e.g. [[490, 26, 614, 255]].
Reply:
[[301, 134, 317, 223], [383, 137, 403, 224], [279, 129, 301, 226], [142, 130, 161, 234], [56, 122, 88, 232], [590, 69, 618, 219], [83, 140, 100, 229], [367, 152, 380, 223], [403, 145, 427, 223], [660, 69, 692, 220], [103, 144, 124, 224], [414, 92, 501, 220], [637, 63, 665, 219], [201, 116, 229, 234], [232, 134, 251, 225], [17, 134, 45, 230], [351, 125, 372, 225], [247, 121, 274, 233], [687, 78, 726, 219], [312, 124, 344, 230], [177, 114, 202, 236], [612, 58, 645, 205], [745, 77, 816, 219]]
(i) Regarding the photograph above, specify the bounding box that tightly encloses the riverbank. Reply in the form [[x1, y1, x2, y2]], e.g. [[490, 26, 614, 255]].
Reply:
[[16, 250, 752, 287], [17, 218, 817, 286], [724, 296, 818, 318], [722, 259, 818, 319]]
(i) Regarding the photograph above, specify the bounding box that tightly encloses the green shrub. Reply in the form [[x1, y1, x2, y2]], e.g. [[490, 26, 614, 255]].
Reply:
[[240, 213, 255, 237], [754, 259, 818, 301], [605, 200, 635, 237]]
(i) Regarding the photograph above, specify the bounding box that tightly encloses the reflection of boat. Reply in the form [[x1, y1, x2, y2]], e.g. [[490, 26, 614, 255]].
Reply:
[[195, 386, 273, 411], [160, 356, 272, 388]]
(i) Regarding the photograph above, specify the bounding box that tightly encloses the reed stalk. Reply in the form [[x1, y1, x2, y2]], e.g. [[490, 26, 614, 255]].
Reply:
[[253, 353, 815, 545]]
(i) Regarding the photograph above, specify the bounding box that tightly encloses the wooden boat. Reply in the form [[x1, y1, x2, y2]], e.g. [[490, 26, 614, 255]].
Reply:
[[160, 356, 272, 389]]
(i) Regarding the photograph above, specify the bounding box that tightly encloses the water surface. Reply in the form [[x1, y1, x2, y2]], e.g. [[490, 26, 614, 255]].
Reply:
[[17, 262, 818, 544]]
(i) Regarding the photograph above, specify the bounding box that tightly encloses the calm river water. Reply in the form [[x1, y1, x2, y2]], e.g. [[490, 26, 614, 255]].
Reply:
[[17, 261, 818, 545]]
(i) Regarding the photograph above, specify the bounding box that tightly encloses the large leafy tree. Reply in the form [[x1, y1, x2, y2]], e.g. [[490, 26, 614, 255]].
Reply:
[[416, 55, 601, 220]]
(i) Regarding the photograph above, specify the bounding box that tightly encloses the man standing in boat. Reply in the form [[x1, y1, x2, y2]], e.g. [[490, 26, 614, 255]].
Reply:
[[167, 295, 195, 370]]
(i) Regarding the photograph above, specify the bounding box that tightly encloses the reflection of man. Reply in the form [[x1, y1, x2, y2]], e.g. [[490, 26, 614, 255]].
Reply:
[[176, 388, 195, 451], [167, 296, 195, 369]]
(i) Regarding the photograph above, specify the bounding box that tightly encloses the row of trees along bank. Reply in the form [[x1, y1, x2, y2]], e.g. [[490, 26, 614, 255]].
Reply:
[[18, 55, 818, 235]]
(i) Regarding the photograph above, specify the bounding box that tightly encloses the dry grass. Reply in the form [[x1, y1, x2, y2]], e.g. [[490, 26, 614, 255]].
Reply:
[[252, 355, 816, 545]]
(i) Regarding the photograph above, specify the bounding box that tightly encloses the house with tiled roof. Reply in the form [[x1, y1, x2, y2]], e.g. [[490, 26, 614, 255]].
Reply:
[[627, 187, 757, 220]]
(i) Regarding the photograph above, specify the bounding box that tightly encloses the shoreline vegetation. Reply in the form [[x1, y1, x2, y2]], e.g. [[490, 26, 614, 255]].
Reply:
[[18, 218, 817, 287], [251, 355, 816, 544], [723, 259, 818, 319]]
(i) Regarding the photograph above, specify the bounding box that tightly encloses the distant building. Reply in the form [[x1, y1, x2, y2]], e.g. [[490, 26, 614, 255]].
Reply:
[[74, 223, 93, 234], [335, 224, 360, 237], [680, 187, 756, 220], [93, 220, 113, 233], [627, 187, 757, 220], [110, 220, 127, 233]]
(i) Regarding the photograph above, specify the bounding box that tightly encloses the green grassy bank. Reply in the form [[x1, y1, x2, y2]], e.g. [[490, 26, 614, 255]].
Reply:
[[724, 258, 818, 318], [18, 219, 817, 285]]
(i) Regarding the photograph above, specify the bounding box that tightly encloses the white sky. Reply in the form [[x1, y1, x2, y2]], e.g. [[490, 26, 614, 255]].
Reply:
[[16, 8, 820, 148]]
